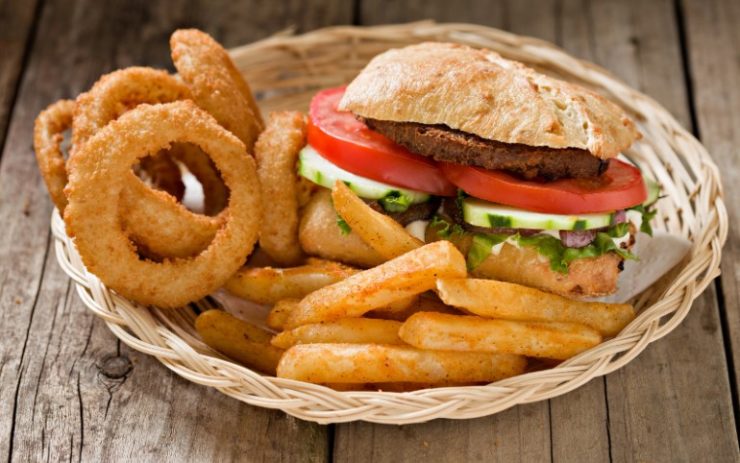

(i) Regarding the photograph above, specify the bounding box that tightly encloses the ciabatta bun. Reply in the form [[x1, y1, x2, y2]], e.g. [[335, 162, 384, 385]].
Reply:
[[340, 42, 640, 159]]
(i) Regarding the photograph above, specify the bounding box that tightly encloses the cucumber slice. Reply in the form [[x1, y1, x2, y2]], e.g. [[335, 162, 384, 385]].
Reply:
[[645, 177, 660, 205], [297, 145, 430, 203], [462, 198, 614, 231]]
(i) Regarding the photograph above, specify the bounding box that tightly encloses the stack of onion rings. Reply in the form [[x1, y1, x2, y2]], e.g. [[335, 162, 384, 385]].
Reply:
[[64, 101, 261, 308], [32, 29, 266, 307]]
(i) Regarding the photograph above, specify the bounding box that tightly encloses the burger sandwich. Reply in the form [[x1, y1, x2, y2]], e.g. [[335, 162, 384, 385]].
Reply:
[[296, 42, 659, 297]]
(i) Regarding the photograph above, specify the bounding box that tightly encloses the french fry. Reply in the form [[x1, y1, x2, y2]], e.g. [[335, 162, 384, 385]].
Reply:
[[224, 259, 359, 304], [271, 318, 403, 349], [266, 299, 300, 330], [369, 292, 460, 321], [299, 190, 385, 268], [195, 310, 284, 375], [399, 312, 602, 360], [277, 344, 526, 384], [437, 278, 636, 337], [284, 241, 467, 329], [331, 180, 422, 260], [269, 297, 417, 330]]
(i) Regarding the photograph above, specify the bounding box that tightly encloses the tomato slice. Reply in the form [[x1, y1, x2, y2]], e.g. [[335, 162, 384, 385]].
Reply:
[[307, 87, 457, 196], [441, 160, 647, 214]]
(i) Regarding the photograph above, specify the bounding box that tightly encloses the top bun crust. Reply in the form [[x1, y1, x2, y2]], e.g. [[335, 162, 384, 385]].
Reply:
[[339, 42, 640, 159]]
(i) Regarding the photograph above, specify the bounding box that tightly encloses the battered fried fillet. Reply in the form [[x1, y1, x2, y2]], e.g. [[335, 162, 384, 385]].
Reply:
[[425, 224, 623, 298], [473, 244, 623, 297], [299, 190, 385, 268], [363, 118, 608, 180]]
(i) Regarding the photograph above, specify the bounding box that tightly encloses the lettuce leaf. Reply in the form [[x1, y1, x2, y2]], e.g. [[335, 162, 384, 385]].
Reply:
[[379, 190, 414, 213], [430, 215, 465, 239], [469, 222, 636, 274], [628, 204, 658, 236], [466, 233, 508, 270], [336, 215, 351, 235]]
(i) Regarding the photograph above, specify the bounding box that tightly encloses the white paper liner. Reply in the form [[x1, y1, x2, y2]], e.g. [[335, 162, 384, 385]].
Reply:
[[593, 231, 691, 303]]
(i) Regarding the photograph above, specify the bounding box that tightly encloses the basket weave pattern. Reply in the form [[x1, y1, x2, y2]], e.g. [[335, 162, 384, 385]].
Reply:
[[52, 22, 727, 424]]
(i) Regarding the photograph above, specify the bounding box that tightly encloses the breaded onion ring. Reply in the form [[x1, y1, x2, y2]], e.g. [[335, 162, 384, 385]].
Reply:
[[171, 29, 264, 151], [255, 111, 307, 265], [72, 67, 191, 148], [134, 151, 185, 201], [33, 99, 186, 212], [170, 143, 229, 216], [73, 67, 227, 257], [33, 99, 75, 211], [64, 101, 261, 308]]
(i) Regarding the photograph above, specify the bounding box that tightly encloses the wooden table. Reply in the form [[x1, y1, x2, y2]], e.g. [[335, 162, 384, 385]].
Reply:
[[1, 0, 738, 461]]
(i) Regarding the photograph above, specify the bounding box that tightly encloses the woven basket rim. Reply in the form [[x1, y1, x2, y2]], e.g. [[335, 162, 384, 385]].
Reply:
[[53, 21, 728, 424]]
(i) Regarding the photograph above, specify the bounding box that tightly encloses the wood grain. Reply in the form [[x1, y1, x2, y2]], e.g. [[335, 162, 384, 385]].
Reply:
[[682, 0, 740, 409], [0, 0, 351, 461], [0, 0, 40, 153], [559, 2, 737, 461], [1, 0, 738, 461], [335, 404, 550, 463]]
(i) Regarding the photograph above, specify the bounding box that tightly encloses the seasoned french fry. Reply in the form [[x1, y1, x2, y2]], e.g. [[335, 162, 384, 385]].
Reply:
[[271, 318, 403, 349], [224, 259, 359, 304], [269, 297, 416, 330], [299, 190, 385, 268], [331, 180, 422, 260], [284, 241, 467, 329], [437, 278, 636, 336], [399, 312, 602, 360], [195, 310, 284, 375], [266, 299, 300, 330], [277, 344, 526, 383], [369, 292, 460, 321]]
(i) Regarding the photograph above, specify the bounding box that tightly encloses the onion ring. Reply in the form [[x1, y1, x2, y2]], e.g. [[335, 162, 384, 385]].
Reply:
[[169, 143, 229, 216], [64, 101, 261, 308], [134, 151, 185, 201], [255, 111, 306, 265], [33, 99, 75, 211], [33, 99, 187, 212], [72, 67, 191, 148], [171, 29, 264, 151], [73, 67, 226, 257]]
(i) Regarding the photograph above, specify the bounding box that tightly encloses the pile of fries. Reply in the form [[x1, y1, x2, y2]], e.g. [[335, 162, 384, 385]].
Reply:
[[195, 181, 636, 391]]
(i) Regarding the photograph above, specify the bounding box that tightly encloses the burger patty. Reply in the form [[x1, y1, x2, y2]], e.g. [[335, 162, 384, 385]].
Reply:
[[363, 118, 608, 180], [367, 197, 440, 226]]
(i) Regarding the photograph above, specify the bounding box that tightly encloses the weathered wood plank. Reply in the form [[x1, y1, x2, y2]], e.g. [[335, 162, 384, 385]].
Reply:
[[555, 2, 736, 462], [583, 0, 738, 461], [0, 1, 351, 461], [334, 404, 550, 463], [553, 1, 737, 460], [0, 0, 40, 152], [682, 0, 740, 408]]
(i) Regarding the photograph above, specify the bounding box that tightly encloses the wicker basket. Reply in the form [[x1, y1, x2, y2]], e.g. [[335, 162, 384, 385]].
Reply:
[[52, 22, 727, 424]]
